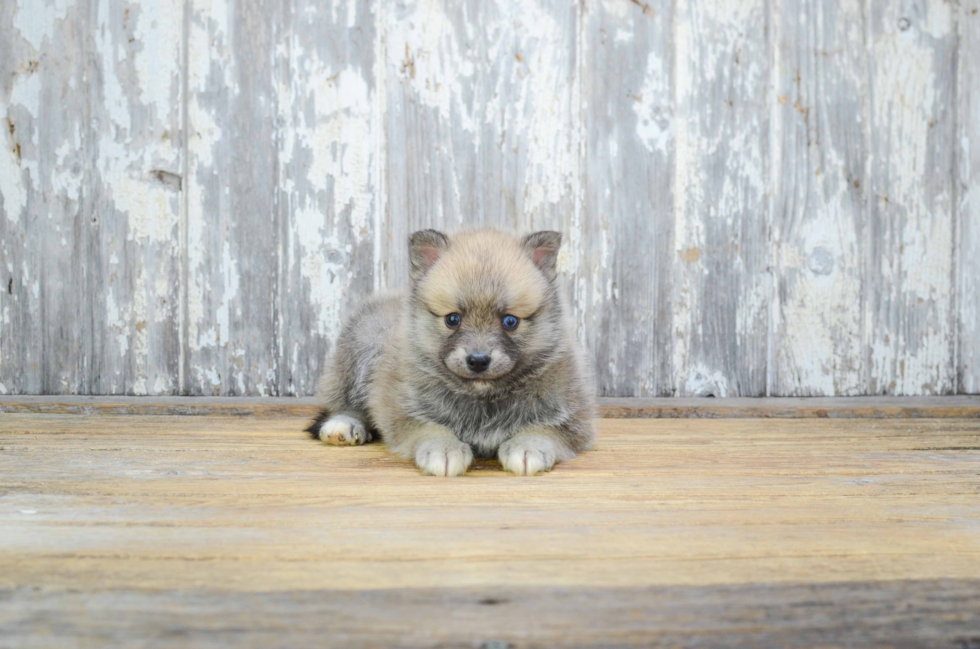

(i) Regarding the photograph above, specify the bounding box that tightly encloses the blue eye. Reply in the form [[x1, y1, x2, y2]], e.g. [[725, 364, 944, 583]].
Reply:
[[444, 313, 461, 328], [501, 314, 519, 331]]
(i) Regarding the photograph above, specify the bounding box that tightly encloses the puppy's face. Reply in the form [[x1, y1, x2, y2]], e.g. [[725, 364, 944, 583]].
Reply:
[[408, 230, 563, 395]]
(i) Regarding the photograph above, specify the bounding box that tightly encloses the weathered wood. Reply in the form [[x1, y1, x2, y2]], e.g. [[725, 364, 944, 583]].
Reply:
[[671, 0, 770, 396], [184, 0, 282, 395], [867, 0, 957, 395], [959, 0, 980, 394], [0, 2, 82, 395], [1, 414, 979, 645], [578, 0, 674, 397], [0, 0, 183, 395], [2, 580, 979, 648], [3, 395, 980, 418], [770, 0, 868, 396], [3, 0, 979, 399], [381, 0, 579, 287], [275, 0, 381, 396]]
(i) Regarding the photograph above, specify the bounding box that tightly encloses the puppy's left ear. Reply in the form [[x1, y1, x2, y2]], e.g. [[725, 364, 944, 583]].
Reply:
[[521, 231, 562, 282]]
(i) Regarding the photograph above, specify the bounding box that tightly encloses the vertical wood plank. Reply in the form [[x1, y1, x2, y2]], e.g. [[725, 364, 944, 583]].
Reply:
[[185, 0, 281, 395], [770, 0, 869, 395], [578, 0, 674, 396], [0, 1, 81, 394], [91, 0, 185, 395], [276, 0, 381, 396], [382, 0, 580, 288], [671, 0, 770, 396], [958, 0, 980, 394], [866, 0, 956, 395], [0, 0, 183, 395]]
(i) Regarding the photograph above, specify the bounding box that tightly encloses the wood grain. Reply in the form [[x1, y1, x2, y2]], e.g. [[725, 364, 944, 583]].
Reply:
[[2, 1, 979, 398], [3, 581, 980, 648], [0, 0, 183, 395], [275, 0, 381, 396], [0, 1, 84, 395], [958, 0, 980, 394], [381, 0, 579, 288], [3, 395, 980, 418], [770, 0, 868, 396], [578, 0, 674, 397], [671, 0, 770, 397], [867, 0, 957, 395], [183, 0, 282, 396], [1, 413, 979, 645]]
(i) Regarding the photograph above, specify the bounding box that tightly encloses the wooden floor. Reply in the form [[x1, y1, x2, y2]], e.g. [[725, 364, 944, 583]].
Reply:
[[2, 407, 980, 647]]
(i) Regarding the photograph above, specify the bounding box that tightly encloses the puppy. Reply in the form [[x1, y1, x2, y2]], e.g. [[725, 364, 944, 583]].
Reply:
[[306, 229, 595, 476]]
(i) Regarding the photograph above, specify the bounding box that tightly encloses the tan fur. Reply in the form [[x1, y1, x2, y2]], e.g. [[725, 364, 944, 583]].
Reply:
[[419, 231, 548, 318], [310, 229, 596, 477]]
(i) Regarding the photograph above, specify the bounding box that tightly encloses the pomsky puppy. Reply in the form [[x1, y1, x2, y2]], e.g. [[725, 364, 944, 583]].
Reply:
[[307, 229, 595, 476]]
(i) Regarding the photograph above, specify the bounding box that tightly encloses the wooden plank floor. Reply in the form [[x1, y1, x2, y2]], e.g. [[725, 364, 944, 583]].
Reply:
[[2, 411, 980, 647]]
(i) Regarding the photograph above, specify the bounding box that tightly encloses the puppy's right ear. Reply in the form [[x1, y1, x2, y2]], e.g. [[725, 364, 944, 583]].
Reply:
[[409, 229, 450, 282]]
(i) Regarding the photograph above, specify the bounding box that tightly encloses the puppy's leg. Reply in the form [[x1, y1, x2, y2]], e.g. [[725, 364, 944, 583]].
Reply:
[[396, 423, 473, 477], [312, 411, 373, 446], [498, 427, 576, 476]]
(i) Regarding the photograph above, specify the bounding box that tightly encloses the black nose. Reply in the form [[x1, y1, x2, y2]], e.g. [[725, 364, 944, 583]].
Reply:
[[466, 353, 491, 373]]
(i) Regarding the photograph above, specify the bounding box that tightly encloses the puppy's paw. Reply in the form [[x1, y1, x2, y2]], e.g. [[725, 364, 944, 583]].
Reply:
[[415, 438, 474, 477], [319, 414, 372, 446], [498, 435, 560, 476]]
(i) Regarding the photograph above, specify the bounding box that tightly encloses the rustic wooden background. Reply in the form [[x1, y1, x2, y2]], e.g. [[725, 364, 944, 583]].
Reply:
[[1, 0, 977, 397]]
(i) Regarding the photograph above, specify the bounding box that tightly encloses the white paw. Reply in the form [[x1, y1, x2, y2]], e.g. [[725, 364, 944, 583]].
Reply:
[[415, 438, 474, 477], [319, 415, 372, 446], [498, 436, 559, 476]]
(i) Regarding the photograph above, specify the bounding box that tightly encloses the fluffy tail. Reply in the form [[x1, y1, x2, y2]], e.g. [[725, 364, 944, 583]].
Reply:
[[305, 408, 331, 440]]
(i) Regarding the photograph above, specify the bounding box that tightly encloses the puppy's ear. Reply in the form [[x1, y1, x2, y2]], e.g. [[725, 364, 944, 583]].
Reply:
[[409, 229, 450, 282], [521, 231, 562, 281]]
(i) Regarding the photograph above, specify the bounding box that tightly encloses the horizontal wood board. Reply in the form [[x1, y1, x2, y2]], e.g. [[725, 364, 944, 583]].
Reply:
[[1, 413, 980, 645]]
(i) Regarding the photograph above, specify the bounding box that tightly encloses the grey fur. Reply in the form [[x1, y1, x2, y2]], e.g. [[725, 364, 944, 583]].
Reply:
[[313, 230, 596, 476]]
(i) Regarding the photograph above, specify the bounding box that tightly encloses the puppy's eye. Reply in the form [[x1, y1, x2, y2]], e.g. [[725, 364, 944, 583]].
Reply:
[[501, 314, 520, 331], [444, 313, 461, 328]]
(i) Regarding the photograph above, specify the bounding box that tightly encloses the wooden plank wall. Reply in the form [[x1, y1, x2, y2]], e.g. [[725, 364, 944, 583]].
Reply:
[[1, 0, 977, 397]]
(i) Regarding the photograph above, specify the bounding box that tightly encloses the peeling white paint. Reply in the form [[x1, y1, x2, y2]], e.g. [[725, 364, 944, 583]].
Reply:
[[671, 0, 769, 395], [13, 0, 71, 51], [215, 239, 239, 345], [2, 0, 973, 398], [95, 0, 132, 133], [50, 135, 82, 202], [510, 0, 576, 214], [0, 132, 27, 223], [684, 363, 730, 398], [1, 71, 42, 223], [387, 0, 473, 131], [670, 0, 697, 390], [634, 51, 671, 155], [958, 3, 980, 393], [133, 0, 181, 123], [769, 0, 873, 396], [9, 70, 41, 119], [614, 28, 633, 44], [305, 68, 374, 236], [868, 2, 955, 395]]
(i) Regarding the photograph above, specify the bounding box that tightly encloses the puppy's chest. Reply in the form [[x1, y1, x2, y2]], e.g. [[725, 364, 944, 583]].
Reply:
[[419, 391, 562, 438]]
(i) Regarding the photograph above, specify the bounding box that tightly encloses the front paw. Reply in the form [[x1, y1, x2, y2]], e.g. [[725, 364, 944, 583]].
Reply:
[[415, 438, 474, 477], [498, 436, 559, 476]]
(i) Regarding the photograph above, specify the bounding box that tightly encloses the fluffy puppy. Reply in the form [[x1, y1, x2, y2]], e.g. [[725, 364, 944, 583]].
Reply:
[[307, 229, 595, 476]]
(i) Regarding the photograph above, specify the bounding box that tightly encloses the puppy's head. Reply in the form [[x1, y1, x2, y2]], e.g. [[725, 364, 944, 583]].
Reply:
[[408, 229, 564, 395]]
